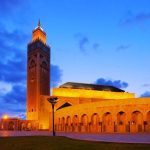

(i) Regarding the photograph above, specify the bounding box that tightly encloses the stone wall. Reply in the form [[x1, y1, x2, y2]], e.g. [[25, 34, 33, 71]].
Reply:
[[55, 97, 150, 133]]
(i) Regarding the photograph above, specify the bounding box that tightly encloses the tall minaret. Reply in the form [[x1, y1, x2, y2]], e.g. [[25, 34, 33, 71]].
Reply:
[[27, 21, 50, 121]]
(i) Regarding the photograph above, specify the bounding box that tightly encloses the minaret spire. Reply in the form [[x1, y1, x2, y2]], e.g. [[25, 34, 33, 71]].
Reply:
[[32, 20, 46, 43], [38, 19, 41, 27]]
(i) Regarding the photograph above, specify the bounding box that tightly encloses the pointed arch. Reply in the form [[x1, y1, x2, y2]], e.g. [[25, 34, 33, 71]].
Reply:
[[117, 111, 126, 133], [81, 114, 88, 132], [130, 110, 143, 132], [90, 113, 100, 132], [72, 115, 79, 132], [102, 112, 113, 132]]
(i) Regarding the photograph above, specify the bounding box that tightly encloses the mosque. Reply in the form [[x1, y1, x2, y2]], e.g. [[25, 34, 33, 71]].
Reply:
[[1, 22, 150, 133]]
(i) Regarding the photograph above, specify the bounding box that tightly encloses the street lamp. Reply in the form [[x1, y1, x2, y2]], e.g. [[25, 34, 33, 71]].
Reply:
[[47, 97, 58, 136], [2, 115, 9, 120]]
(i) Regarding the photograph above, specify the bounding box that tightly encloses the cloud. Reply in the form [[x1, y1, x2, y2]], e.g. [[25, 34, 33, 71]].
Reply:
[[74, 34, 89, 53], [140, 91, 150, 98], [94, 78, 129, 89], [120, 12, 150, 26], [0, 59, 26, 84], [10, 108, 26, 113], [74, 33, 100, 53], [0, 84, 26, 119], [0, 63, 62, 97], [0, 25, 28, 84], [116, 44, 131, 51], [142, 84, 150, 87], [18, 113, 26, 120], [0, 81, 12, 95], [0, 105, 26, 119], [79, 37, 89, 52], [0, 28, 29, 45], [51, 65, 62, 87], [0, 0, 26, 14], [93, 43, 100, 51], [9, 108, 26, 119], [2, 84, 26, 104], [0, 62, 62, 117], [0, 23, 63, 118], [0, 22, 62, 85]]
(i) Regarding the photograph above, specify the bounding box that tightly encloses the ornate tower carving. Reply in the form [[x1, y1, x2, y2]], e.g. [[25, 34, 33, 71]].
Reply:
[[27, 21, 50, 120]]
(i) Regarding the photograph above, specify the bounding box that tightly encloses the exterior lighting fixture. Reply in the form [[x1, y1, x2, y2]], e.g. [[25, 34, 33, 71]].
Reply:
[[2, 115, 8, 119], [47, 97, 58, 136]]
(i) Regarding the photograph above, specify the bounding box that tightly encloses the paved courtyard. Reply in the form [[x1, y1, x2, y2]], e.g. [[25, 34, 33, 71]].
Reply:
[[0, 131, 150, 144]]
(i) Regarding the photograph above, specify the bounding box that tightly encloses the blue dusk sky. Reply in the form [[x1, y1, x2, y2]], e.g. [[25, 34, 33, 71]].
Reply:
[[0, 0, 150, 119]]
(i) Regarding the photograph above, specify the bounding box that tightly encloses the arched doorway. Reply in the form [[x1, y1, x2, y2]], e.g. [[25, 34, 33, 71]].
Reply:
[[66, 116, 71, 132], [61, 117, 65, 131], [72, 115, 79, 132], [130, 111, 143, 132], [117, 111, 126, 133], [146, 111, 150, 132], [57, 118, 61, 131], [81, 114, 88, 132], [90, 113, 99, 132], [8, 121, 15, 130], [102, 112, 113, 132], [21, 123, 26, 130], [27, 122, 31, 130]]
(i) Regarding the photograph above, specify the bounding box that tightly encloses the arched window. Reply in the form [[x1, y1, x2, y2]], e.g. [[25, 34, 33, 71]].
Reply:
[[29, 60, 36, 68]]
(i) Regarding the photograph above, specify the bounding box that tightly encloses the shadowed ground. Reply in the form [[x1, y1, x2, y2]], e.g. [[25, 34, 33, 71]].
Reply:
[[0, 136, 150, 150], [1, 131, 150, 143]]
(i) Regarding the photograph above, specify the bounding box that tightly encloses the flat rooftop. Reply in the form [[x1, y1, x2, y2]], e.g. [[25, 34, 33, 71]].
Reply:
[[59, 82, 125, 92]]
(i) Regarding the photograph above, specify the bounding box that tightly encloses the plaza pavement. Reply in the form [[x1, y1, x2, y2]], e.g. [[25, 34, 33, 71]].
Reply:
[[0, 131, 150, 144]]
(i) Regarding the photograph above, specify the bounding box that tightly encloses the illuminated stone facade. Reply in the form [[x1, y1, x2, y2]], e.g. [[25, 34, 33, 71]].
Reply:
[[27, 23, 150, 133], [27, 21, 50, 126], [0, 118, 38, 130], [38, 83, 150, 133], [53, 90, 150, 133], [1, 22, 150, 133]]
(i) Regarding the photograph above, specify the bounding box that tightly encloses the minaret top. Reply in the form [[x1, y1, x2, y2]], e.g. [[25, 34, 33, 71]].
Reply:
[[38, 19, 41, 27], [32, 20, 46, 44]]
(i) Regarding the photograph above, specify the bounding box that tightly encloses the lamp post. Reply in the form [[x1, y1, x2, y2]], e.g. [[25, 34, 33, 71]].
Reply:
[[47, 97, 58, 136]]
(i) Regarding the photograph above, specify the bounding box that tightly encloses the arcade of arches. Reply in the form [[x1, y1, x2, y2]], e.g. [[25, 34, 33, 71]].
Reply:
[[56, 110, 150, 133], [2, 23, 150, 134], [43, 85, 149, 133], [24, 22, 150, 133], [1, 84, 150, 133], [0, 118, 38, 131]]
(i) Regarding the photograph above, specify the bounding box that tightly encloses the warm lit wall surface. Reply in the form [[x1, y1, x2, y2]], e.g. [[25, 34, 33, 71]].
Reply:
[[27, 23, 50, 127], [0, 118, 39, 130], [54, 97, 150, 133], [37, 88, 150, 133], [32, 28, 46, 44], [52, 88, 135, 99], [55, 97, 150, 118], [38, 95, 52, 130]]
